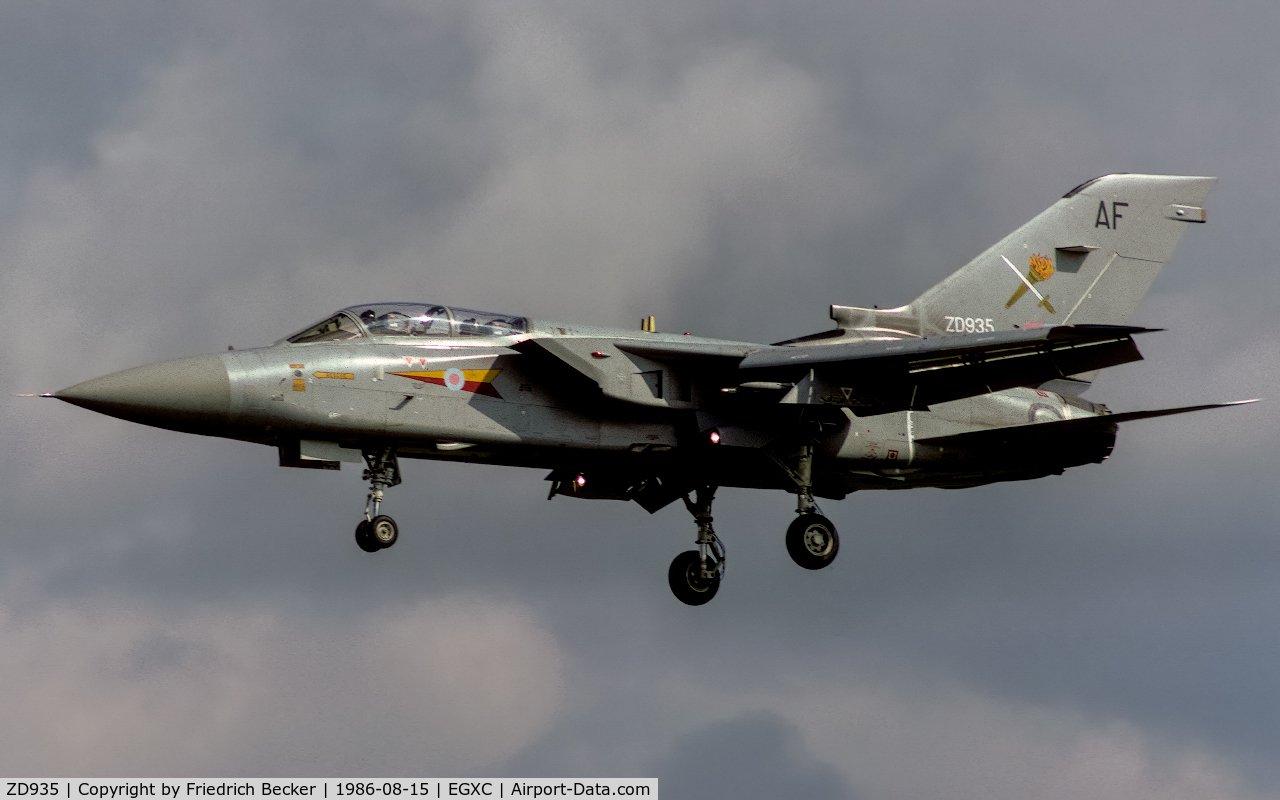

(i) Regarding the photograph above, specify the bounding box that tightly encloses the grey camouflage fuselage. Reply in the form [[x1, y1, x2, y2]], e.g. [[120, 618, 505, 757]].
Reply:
[[53, 174, 1246, 603]]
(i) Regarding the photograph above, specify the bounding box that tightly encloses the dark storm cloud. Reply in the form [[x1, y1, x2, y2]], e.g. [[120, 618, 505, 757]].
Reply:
[[2, 0, 1279, 794]]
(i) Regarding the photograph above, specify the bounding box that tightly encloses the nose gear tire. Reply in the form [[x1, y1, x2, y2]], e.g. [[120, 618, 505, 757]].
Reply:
[[668, 550, 720, 605], [786, 514, 839, 570]]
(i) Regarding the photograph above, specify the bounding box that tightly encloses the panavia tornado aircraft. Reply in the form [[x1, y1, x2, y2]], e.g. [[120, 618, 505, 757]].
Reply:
[[52, 174, 1252, 604]]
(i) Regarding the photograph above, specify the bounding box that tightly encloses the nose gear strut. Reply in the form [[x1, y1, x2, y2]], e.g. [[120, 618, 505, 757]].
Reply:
[[355, 446, 401, 552]]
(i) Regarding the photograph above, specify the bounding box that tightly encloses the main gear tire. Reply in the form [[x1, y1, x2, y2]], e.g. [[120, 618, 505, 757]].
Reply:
[[368, 515, 399, 549], [355, 520, 381, 553], [786, 514, 839, 570], [668, 550, 720, 606]]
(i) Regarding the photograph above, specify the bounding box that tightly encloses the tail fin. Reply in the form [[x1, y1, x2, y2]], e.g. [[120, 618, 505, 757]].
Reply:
[[832, 174, 1216, 338]]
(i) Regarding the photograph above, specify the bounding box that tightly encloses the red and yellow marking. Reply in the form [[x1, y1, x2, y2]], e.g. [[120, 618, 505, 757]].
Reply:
[[392, 369, 503, 398]]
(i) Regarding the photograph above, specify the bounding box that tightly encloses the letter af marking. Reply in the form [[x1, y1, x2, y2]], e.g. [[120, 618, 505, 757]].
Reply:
[[1095, 200, 1129, 229]]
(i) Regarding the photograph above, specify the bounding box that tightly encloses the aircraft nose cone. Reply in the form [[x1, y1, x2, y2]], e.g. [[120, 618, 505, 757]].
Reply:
[[55, 354, 231, 431]]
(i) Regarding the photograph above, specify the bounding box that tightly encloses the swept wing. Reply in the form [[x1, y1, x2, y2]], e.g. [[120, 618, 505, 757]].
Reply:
[[517, 324, 1155, 415]]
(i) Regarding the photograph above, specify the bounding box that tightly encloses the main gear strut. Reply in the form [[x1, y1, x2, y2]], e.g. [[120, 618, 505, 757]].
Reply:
[[786, 443, 839, 570], [668, 486, 725, 605]]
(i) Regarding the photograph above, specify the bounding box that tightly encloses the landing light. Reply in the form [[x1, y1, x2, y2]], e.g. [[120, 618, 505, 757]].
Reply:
[[575, 474, 587, 487], [708, 430, 721, 444]]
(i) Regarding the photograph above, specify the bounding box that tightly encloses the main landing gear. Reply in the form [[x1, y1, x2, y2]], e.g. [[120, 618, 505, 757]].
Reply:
[[666, 444, 842, 604], [786, 443, 839, 570], [668, 486, 725, 606], [355, 446, 401, 553], [787, 507, 839, 570]]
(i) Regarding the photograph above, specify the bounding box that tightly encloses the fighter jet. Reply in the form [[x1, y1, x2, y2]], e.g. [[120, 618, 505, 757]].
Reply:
[[51, 174, 1252, 604]]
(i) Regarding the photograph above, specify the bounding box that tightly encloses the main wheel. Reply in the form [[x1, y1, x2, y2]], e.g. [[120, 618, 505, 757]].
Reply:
[[368, 515, 399, 549], [786, 514, 839, 570], [355, 520, 381, 553], [668, 550, 720, 605]]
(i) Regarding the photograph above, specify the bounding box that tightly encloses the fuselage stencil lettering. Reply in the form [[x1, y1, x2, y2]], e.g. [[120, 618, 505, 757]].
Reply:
[[944, 316, 995, 333]]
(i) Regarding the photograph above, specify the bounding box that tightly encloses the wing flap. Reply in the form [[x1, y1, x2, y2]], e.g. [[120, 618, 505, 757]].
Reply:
[[743, 325, 1156, 414]]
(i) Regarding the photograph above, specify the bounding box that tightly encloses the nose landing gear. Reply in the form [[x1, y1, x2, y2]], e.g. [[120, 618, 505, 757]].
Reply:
[[668, 486, 725, 605], [355, 446, 401, 553]]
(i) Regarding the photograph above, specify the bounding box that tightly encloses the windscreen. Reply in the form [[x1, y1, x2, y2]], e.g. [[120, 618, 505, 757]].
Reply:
[[286, 303, 528, 344], [286, 313, 365, 344]]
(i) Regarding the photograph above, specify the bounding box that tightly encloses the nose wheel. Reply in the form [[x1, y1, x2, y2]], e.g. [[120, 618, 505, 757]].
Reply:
[[355, 446, 401, 553]]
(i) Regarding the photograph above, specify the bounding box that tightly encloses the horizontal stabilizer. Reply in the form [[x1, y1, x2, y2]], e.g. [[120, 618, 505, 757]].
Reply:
[[917, 399, 1258, 449]]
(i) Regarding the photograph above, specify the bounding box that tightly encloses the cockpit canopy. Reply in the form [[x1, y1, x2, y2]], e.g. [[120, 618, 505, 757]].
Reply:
[[286, 303, 529, 344]]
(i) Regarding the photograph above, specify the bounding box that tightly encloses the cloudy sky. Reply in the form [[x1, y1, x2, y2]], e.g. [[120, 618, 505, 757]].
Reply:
[[3, 1, 1280, 796]]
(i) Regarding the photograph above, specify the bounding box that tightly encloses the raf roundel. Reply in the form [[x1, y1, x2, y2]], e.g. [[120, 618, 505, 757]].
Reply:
[[443, 367, 466, 391]]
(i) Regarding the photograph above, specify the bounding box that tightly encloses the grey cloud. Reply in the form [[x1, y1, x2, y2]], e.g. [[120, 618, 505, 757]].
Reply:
[[0, 596, 565, 775], [0, 3, 196, 187], [651, 712, 855, 799]]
